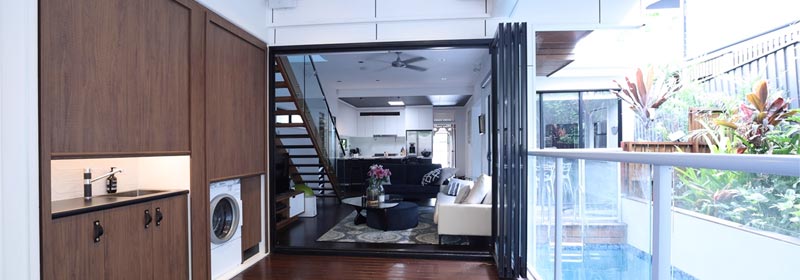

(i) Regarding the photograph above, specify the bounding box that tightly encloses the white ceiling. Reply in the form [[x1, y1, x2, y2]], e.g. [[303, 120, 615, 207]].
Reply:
[[308, 48, 489, 106]]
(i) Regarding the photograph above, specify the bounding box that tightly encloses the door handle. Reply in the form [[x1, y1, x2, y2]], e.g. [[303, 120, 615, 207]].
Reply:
[[144, 209, 152, 228], [93, 220, 104, 243], [155, 207, 163, 226]]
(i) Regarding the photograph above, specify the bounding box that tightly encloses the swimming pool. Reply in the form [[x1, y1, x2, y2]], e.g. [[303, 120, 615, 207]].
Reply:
[[533, 244, 697, 280]]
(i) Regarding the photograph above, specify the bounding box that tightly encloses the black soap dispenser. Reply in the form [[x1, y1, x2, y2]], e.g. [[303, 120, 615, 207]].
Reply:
[[106, 167, 118, 193]]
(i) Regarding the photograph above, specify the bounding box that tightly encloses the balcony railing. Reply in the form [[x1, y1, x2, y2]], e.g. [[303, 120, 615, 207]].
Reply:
[[527, 148, 800, 280]]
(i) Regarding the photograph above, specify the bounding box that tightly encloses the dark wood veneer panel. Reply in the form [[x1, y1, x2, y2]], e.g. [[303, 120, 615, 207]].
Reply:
[[241, 175, 263, 253], [205, 18, 267, 180], [103, 202, 153, 280], [44, 212, 105, 280], [40, 0, 191, 154], [152, 195, 189, 279]]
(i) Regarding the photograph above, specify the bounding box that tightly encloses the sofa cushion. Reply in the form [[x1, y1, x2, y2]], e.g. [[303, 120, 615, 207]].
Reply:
[[464, 174, 490, 204], [435, 168, 458, 185], [481, 175, 493, 204], [453, 180, 473, 204], [421, 168, 441, 186]]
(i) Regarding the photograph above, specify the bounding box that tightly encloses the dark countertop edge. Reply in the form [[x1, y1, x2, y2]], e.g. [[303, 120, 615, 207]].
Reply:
[[51, 190, 189, 219]]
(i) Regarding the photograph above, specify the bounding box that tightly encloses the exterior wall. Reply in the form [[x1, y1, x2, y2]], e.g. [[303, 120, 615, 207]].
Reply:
[[0, 0, 40, 278]]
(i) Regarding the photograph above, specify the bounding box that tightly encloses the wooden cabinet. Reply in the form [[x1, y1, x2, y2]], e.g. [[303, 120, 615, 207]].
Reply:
[[205, 14, 268, 180], [40, 0, 196, 156], [44, 195, 188, 280], [275, 190, 304, 230], [44, 212, 105, 280], [240, 175, 262, 252], [104, 202, 153, 280], [151, 195, 189, 280]]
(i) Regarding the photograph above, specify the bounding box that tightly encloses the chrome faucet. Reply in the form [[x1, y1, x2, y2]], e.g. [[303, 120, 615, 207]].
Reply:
[[83, 167, 124, 200]]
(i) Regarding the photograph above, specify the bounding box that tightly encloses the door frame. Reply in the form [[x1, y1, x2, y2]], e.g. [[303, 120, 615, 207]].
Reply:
[[268, 38, 507, 261]]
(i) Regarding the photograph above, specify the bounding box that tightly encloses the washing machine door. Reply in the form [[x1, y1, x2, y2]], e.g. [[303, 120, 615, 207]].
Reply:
[[210, 194, 240, 244]]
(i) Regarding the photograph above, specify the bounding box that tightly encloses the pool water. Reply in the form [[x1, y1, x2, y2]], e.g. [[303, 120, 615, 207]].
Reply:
[[533, 244, 697, 280]]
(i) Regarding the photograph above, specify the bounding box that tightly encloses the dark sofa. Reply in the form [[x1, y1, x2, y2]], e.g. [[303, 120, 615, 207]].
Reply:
[[381, 163, 442, 200]]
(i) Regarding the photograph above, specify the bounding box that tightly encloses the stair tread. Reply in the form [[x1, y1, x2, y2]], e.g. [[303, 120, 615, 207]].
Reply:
[[276, 134, 309, 138], [276, 123, 306, 128], [275, 110, 300, 115], [277, 145, 315, 149], [274, 96, 295, 103], [290, 164, 324, 167], [275, 81, 289, 88], [288, 154, 319, 158]]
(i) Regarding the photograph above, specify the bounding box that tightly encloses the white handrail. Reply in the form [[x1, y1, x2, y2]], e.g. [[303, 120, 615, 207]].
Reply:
[[528, 148, 800, 177]]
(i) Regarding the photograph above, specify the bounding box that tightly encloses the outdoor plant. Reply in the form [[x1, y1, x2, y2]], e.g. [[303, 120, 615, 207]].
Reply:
[[674, 80, 800, 238], [611, 66, 683, 123], [713, 80, 799, 154]]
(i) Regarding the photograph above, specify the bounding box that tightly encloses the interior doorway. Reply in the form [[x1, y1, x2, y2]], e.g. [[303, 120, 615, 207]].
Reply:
[[432, 124, 455, 168]]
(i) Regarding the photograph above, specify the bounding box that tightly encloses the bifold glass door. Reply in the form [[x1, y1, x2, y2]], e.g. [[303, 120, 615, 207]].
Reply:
[[490, 22, 528, 279]]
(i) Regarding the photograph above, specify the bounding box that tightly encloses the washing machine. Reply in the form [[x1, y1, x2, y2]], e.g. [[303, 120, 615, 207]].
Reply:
[[210, 179, 242, 279]]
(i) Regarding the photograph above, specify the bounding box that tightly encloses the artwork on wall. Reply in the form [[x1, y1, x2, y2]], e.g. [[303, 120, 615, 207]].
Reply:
[[478, 114, 486, 135]]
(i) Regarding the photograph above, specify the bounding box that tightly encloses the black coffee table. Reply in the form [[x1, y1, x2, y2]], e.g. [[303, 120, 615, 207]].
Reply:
[[341, 196, 398, 226]]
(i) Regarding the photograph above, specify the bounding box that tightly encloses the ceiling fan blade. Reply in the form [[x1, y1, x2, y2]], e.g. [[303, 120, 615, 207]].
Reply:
[[402, 57, 426, 64], [405, 65, 427, 72]]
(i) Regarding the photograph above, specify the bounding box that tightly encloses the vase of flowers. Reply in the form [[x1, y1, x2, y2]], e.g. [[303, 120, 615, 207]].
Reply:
[[366, 164, 391, 207]]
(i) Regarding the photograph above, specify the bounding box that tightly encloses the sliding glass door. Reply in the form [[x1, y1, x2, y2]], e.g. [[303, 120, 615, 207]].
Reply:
[[539, 91, 621, 149]]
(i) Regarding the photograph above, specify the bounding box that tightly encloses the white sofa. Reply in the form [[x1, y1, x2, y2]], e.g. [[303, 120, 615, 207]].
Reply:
[[434, 177, 492, 238]]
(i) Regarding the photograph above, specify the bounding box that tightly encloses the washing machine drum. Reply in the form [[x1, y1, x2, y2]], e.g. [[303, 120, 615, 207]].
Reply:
[[210, 194, 240, 244]]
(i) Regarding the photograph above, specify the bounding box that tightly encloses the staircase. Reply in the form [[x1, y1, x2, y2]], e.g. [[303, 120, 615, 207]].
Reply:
[[274, 56, 345, 199]]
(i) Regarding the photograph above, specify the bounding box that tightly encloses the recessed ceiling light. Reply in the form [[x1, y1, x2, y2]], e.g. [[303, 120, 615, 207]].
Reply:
[[441, 77, 448, 81], [358, 61, 364, 64], [375, 79, 380, 82], [336, 80, 342, 83], [388, 101, 405, 106], [439, 58, 446, 62]]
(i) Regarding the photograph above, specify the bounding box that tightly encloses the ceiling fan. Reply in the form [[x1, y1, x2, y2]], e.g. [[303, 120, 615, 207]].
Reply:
[[385, 52, 427, 72]]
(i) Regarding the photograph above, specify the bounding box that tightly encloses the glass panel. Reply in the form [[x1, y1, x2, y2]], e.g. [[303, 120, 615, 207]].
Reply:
[[282, 55, 347, 195], [529, 156, 654, 280], [531, 155, 556, 280], [581, 91, 619, 149], [672, 168, 800, 279], [542, 93, 580, 149]]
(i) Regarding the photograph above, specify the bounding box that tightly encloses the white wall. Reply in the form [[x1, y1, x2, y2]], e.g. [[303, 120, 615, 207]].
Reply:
[[0, 0, 39, 278], [197, 0, 270, 42], [268, 0, 491, 45]]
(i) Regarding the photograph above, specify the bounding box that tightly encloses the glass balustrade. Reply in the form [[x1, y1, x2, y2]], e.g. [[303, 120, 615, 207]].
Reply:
[[528, 152, 799, 280]]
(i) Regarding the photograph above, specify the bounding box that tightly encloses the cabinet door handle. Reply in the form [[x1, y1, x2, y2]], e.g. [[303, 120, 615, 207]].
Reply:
[[155, 207, 163, 226], [93, 220, 104, 243], [144, 209, 153, 228]]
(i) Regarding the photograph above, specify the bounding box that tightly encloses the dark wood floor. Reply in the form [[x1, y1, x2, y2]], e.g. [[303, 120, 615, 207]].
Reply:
[[274, 197, 491, 258], [232, 254, 499, 280]]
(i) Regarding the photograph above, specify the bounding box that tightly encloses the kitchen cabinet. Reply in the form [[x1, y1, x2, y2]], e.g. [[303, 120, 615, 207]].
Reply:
[[205, 13, 268, 180], [357, 112, 404, 137], [44, 195, 188, 280], [404, 106, 433, 130], [40, 0, 195, 156], [241, 175, 262, 253]]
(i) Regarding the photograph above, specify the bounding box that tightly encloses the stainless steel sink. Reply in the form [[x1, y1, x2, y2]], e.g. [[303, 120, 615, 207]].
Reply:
[[106, 189, 166, 197]]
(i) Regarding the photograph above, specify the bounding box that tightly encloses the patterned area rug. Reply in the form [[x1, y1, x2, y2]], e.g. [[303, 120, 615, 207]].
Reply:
[[317, 207, 467, 245]]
